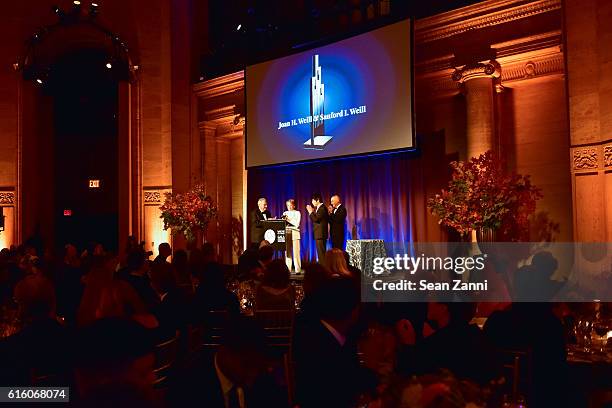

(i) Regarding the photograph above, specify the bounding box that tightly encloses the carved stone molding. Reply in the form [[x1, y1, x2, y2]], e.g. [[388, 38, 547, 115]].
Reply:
[[604, 146, 612, 167], [573, 148, 598, 170], [498, 50, 564, 83], [491, 30, 562, 59], [415, 0, 562, 43], [144, 191, 162, 204], [193, 71, 244, 99], [0, 191, 15, 205], [418, 45, 563, 99], [205, 106, 237, 122]]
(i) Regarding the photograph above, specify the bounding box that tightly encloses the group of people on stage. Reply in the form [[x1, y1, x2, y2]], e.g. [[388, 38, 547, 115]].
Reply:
[[249, 193, 347, 273]]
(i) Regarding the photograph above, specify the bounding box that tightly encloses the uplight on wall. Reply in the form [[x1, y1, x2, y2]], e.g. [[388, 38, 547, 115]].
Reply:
[[89, 179, 100, 188]]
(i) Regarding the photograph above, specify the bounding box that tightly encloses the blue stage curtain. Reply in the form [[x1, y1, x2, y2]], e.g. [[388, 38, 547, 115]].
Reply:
[[247, 150, 433, 262]]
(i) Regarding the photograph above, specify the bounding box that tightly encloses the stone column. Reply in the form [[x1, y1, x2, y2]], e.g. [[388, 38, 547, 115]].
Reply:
[[200, 122, 218, 246], [452, 60, 501, 159], [216, 138, 231, 263]]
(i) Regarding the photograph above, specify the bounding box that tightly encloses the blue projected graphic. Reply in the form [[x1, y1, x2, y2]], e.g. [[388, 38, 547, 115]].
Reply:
[[246, 19, 413, 168], [305, 54, 331, 149]]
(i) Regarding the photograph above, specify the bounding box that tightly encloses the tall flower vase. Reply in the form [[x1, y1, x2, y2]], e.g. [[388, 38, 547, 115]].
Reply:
[[476, 227, 496, 243], [475, 227, 496, 255]]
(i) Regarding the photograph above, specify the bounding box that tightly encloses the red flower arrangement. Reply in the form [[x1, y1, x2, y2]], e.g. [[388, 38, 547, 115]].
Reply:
[[159, 184, 218, 242], [427, 150, 542, 240]]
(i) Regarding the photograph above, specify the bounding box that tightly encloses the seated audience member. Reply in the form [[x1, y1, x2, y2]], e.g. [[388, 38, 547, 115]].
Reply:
[[298, 263, 333, 315], [255, 259, 295, 310], [293, 277, 377, 407], [324, 248, 352, 278], [256, 245, 274, 276], [484, 303, 570, 407], [116, 249, 159, 312], [201, 242, 217, 265], [193, 262, 240, 321], [150, 262, 190, 339], [169, 316, 285, 408], [76, 261, 114, 326], [96, 280, 159, 330], [396, 302, 498, 385], [188, 244, 217, 283], [343, 250, 362, 277], [73, 318, 156, 406], [513, 251, 565, 301], [55, 243, 85, 326], [0, 275, 68, 385], [171, 249, 192, 290], [153, 242, 172, 265], [238, 243, 260, 279]]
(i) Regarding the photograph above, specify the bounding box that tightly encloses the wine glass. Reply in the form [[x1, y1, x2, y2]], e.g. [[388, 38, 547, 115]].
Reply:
[[592, 319, 610, 354], [574, 319, 593, 352], [294, 284, 304, 309]]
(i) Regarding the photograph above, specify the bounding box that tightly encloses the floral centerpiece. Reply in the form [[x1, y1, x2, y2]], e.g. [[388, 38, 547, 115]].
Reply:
[[159, 184, 218, 242], [373, 371, 487, 408], [427, 150, 542, 240]]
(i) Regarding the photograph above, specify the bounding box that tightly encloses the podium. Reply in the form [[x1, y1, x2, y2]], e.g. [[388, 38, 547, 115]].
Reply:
[[261, 219, 288, 250]]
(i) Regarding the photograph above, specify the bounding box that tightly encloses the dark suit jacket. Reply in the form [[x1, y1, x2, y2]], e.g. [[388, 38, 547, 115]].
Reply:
[[154, 288, 191, 340], [167, 350, 286, 408], [292, 317, 376, 408], [309, 204, 329, 240], [250, 209, 272, 244], [329, 204, 347, 246], [397, 322, 499, 385], [0, 318, 69, 386]]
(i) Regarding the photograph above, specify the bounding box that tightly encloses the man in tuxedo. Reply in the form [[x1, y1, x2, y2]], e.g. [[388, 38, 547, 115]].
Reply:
[[328, 194, 347, 250], [306, 193, 329, 263], [249, 198, 272, 245]]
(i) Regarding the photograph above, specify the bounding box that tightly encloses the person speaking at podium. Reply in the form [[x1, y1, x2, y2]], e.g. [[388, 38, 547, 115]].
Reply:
[[282, 199, 301, 274], [250, 197, 272, 245]]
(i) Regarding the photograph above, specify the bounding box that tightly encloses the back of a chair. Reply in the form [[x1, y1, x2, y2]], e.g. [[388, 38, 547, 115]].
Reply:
[[153, 335, 179, 388], [201, 310, 229, 347], [283, 352, 296, 407], [499, 348, 532, 402], [255, 309, 294, 351]]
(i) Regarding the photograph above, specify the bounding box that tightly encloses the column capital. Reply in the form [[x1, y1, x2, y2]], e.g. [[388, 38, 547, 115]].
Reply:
[[452, 60, 502, 83]]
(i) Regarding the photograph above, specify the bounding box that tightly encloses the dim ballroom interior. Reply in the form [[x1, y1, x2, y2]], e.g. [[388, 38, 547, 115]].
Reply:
[[0, 0, 611, 407]]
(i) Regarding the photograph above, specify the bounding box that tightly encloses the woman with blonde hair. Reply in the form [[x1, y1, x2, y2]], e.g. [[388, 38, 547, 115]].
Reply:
[[282, 198, 302, 274], [323, 248, 352, 278]]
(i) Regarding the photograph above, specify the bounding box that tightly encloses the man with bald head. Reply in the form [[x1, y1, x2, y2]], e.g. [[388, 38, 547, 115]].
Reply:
[[329, 194, 347, 250], [250, 198, 272, 245]]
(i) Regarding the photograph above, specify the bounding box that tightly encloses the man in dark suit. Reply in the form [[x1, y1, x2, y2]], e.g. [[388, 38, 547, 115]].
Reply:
[[249, 198, 272, 245], [293, 278, 377, 407], [150, 262, 191, 340], [328, 194, 347, 250], [168, 316, 285, 408], [306, 193, 329, 262]]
